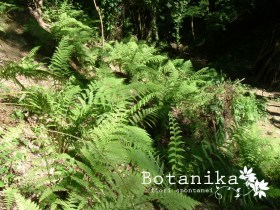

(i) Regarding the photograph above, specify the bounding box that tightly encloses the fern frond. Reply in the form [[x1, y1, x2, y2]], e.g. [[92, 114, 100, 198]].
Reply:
[[20, 87, 55, 114], [181, 60, 194, 73], [3, 188, 17, 210], [129, 92, 160, 127], [189, 67, 217, 82], [89, 77, 130, 110], [51, 13, 92, 40], [168, 112, 186, 175], [49, 37, 74, 78], [128, 150, 163, 176], [39, 186, 67, 203], [0, 47, 51, 81], [106, 41, 165, 82], [66, 192, 87, 210], [3, 188, 41, 210], [267, 187, 280, 199], [129, 107, 160, 128], [14, 193, 41, 210], [151, 190, 200, 210], [146, 54, 167, 65], [162, 60, 177, 74]]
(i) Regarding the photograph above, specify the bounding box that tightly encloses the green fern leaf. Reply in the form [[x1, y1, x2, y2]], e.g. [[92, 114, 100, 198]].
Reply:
[[49, 37, 74, 78], [151, 190, 200, 210], [168, 112, 186, 174]]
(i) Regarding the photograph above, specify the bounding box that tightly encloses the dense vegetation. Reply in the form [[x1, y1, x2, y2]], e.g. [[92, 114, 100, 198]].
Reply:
[[0, 0, 279, 209]]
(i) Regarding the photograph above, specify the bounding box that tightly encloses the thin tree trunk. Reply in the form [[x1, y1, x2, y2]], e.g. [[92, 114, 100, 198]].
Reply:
[[152, 7, 159, 41], [191, 16, 195, 40], [92, 0, 105, 48], [175, 22, 181, 47]]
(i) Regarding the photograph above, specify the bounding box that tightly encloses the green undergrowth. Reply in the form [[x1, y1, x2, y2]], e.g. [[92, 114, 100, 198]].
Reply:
[[0, 1, 279, 209]]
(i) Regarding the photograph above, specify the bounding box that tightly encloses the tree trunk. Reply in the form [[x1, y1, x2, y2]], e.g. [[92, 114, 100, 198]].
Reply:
[[28, 0, 50, 32], [92, 0, 105, 47], [147, 6, 159, 42], [254, 25, 280, 87]]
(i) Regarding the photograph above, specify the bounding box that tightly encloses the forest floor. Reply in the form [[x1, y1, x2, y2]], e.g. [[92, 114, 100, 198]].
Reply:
[[0, 15, 54, 128], [0, 16, 52, 209], [254, 89, 280, 140]]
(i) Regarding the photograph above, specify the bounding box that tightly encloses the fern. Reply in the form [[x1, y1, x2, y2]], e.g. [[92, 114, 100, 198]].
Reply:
[[150, 190, 200, 210], [0, 47, 52, 84], [168, 112, 186, 175], [129, 92, 160, 128], [267, 187, 280, 199], [3, 188, 16, 210], [53, 139, 199, 210], [106, 41, 167, 82], [52, 13, 93, 40], [0, 126, 25, 186], [1, 16, 272, 209], [117, 125, 154, 151], [49, 37, 74, 78], [3, 188, 41, 210], [14, 193, 41, 210], [0, 2, 21, 16], [128, 149, 164, 176], [188, 67, 217, 82]]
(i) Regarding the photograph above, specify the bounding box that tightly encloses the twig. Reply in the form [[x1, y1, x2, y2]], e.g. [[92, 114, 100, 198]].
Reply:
[[46, 129, 83, 141], [13, 78, 26, 90]]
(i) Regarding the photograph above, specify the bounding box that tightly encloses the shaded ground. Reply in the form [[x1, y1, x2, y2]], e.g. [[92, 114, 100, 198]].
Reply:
[[0, 14, 54, 129], [0, 15, 30, 64], [0, 15, 29, 132]]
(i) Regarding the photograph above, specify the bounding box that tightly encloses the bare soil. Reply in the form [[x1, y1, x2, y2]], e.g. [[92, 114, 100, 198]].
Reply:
[[254, 88, 280, 139], [0, 15, 54, 130]]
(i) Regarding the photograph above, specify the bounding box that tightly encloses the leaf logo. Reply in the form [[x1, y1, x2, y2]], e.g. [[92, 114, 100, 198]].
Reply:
[[215, 166, 269, 199]]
